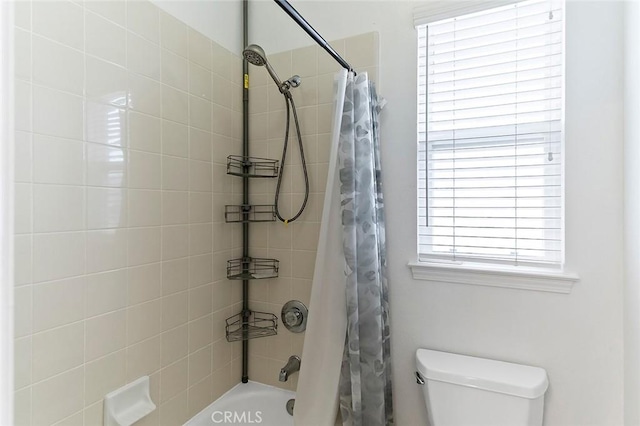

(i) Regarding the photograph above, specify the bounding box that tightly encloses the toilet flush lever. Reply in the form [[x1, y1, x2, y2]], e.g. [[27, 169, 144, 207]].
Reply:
[[415, 371, 425, 385]]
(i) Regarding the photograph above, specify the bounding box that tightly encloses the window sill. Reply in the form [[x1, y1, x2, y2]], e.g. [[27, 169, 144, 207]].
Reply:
[[407, 260, 579, 294]]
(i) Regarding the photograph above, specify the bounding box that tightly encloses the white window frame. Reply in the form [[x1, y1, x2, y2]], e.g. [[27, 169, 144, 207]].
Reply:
[[409, 0, 578, 293]]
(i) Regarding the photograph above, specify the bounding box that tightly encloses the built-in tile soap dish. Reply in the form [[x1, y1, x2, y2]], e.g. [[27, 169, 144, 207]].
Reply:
[[104, 376, 156, 426]]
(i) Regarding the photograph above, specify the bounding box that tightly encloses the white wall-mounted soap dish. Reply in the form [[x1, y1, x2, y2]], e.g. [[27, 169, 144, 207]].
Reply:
[[104, 376, 156, 426]]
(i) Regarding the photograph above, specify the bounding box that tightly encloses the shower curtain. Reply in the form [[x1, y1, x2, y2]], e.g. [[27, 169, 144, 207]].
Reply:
[[337, 71, 392, 426], [295, 70, 393, 426]]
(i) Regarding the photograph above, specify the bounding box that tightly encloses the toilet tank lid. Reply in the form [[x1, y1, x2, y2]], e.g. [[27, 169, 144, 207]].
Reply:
[[416, 349, 549, 399]]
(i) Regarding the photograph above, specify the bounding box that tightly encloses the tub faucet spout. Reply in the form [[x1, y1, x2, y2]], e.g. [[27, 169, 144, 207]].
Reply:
[[279, 355, 301, 382]]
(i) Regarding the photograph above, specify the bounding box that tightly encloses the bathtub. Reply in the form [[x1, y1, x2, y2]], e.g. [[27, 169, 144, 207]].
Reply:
[[185, 381, 295, 426]]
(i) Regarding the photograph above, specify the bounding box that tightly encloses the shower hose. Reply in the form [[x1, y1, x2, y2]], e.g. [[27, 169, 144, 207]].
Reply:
[[274, 91, 310, 223]]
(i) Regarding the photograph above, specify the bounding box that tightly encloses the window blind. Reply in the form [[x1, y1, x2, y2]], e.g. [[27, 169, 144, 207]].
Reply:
[[417, 0, 564, 267]]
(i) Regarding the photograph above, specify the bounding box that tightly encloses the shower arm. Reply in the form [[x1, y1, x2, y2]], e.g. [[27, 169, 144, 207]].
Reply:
[[273, 0, 356, 74]]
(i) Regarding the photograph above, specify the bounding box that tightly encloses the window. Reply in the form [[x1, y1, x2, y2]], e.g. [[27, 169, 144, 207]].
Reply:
[[417, 0, 564, 269]]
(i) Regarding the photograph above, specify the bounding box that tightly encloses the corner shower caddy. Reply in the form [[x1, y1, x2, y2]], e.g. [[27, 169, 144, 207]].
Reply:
[[232, 0, 354, 384], [224, 154, 280, 351], [226, 155, 279, 178], [226, 257, 279, 280], [225, 311, 278, 342], [225, 204, 277, 223]]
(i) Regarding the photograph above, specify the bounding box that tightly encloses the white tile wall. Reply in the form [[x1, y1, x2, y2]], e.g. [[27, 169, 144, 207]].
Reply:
[[31, 322, 84, 382], [32, 276, 86, 332], [85, 11, 127, 67], [30, 366, 84, 426], [247, 33, 379, 391], [84, 2, 126, 28], [13, 1, 244, 424], [33, 86, 84, 140], [32, 0, 84, 50]]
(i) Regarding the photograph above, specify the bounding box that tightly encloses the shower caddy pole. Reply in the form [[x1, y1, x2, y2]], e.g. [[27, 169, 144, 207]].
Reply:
[[225, 0, 279, 385], [241, 0, 250, 384], [226, 0, 353, 386]]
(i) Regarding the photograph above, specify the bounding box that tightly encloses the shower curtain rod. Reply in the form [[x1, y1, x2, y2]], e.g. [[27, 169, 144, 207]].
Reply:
[[273, 0, 355, 73]]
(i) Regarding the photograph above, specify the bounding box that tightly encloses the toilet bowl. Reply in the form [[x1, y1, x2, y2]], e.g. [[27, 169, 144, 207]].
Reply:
[[416, 349, 548, 426]]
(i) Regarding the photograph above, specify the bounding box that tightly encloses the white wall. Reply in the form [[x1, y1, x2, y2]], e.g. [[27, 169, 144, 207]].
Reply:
[[152, 0, 242, 53], [624, 1, 640, 424], [252, 1, 626, 425]]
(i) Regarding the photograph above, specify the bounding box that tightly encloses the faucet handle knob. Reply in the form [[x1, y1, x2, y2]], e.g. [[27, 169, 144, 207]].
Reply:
[[281, 300, 307, 333], [284, 309, 302, 327]]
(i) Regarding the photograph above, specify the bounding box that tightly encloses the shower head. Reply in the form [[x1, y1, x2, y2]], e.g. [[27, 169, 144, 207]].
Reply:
[[243, 44, 268, 66], [243, 44, 301, 93], [243, 44, 283, 90]]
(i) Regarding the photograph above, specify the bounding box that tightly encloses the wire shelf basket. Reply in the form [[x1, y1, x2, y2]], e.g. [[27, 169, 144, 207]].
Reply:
[[226, 257, 279, 280], [225, 205, 276, 223], [225, 310, 278, 342], [226, 155, 279, 178]]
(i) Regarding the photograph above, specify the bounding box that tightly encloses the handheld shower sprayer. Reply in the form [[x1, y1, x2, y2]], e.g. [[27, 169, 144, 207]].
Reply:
[[243, 44, 310, 223], [243, 44, 301, 94]]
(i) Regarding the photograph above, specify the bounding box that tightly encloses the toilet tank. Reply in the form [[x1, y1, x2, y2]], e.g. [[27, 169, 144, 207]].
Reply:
[[416, 349, 549, 426]]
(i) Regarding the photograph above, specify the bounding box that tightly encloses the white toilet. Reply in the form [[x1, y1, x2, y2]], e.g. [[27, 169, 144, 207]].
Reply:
[[416, 349, 549, 426]]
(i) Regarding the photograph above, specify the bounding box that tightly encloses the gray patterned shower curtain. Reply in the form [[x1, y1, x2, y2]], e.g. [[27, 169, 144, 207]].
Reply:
[[337, 72, 393, 426]]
